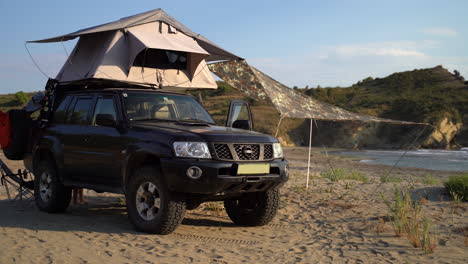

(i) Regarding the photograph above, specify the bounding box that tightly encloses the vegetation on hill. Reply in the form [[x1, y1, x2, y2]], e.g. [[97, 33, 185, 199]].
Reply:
[[0, 91, 36, 111], [304, 66, 467, 125]]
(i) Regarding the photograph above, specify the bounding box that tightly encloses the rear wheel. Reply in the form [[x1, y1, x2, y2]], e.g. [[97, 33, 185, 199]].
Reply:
[[34, 160, 72, 213], [126, 166, 186, 234], [224, 189, 280, 226]]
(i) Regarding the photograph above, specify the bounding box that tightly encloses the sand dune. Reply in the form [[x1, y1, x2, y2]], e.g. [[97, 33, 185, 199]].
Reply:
[[0, 148, 467, 263]]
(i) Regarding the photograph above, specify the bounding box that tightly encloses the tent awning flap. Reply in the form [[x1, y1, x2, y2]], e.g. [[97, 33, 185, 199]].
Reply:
[[208, 60, 423, 125]]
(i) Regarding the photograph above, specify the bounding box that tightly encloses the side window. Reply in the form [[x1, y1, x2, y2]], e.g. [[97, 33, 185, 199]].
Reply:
[[69, 97, 93, 125], [53, 96, 72, 124], [92, 97, 117, 125]]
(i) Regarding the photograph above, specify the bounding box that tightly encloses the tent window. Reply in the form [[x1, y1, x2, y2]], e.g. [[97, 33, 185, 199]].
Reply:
[[133, 49, 187, 70]]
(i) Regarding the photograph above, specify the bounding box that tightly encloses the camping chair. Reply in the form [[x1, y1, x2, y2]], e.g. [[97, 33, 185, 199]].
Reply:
[[0, 158, 34, 201]]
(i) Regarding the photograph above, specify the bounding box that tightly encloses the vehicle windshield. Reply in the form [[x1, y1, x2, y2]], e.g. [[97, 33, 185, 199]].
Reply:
[[123, 92, 215, 124]]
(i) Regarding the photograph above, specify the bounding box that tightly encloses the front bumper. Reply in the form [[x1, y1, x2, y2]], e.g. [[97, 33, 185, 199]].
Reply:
[[160, 158, 288, 194]]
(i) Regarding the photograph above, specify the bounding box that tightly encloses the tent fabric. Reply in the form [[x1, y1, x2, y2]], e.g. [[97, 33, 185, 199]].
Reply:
[[27, 8, 241, 62], [127, 22, 209, 55], [208, 60, 422, 124], [54, 21, 217, 89]]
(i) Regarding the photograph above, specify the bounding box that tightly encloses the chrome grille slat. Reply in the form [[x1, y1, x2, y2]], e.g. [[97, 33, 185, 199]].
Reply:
[[214, 144, 233, 160], [264, 144, 273, 159], [212, 143, 273, 161]]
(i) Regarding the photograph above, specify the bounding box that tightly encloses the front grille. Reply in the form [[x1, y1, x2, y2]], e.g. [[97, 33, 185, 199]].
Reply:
[[264, 144, 273, 159], [212, 143, 273, 161], [214, 144, 233, 160], [234, 144, 260, 160]]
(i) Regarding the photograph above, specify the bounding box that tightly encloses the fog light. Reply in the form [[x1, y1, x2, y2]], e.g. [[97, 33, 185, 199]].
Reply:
[[186, 166, 202, 179]]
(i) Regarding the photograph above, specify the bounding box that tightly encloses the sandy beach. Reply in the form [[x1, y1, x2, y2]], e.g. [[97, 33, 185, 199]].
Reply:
[[0, 147, 467, 264]]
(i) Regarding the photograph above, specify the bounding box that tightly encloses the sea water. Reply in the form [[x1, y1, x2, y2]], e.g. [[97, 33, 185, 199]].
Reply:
[[331, 149, 468, 172]]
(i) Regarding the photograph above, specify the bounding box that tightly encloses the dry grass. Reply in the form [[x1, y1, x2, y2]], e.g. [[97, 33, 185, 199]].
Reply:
[[202, 202, 225, 212], [421, 174, 439, 185], [321, 168, 368, 183], [382, 187, 437, 253], [452, 226, 468, 247], [380, 175, 403, 183]]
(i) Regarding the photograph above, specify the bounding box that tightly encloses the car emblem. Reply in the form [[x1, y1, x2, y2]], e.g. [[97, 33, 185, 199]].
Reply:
[[243, 146, 253, 157]]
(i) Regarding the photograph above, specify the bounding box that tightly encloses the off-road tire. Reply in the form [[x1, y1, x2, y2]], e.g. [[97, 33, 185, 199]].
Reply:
[[34, 160, 72, 213], [126, 166, 186, 235], [224, 188, 280, 226]]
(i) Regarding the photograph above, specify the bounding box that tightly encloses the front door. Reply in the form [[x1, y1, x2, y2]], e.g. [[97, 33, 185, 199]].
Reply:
[[226, 100, 253, 130]]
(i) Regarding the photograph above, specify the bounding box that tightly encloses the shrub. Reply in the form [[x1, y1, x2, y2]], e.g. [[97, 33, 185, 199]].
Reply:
[[380, 175, 403, 183], [382, 187, 437, 253], [444, 174, 468, 201], [321, 168, 368, 183], [14, 91, 29, 106], [321, 168, 346, 182], [347, 170, 369, 183], [421, 174, 438, 185]]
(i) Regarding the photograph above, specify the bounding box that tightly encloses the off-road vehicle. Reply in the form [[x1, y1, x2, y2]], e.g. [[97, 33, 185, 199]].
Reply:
[[23, 86, 288, 234]]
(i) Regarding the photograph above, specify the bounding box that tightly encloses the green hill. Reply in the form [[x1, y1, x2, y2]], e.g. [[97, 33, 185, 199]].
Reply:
[[301, 66, 467, 148], [304, 66, 467, 125]]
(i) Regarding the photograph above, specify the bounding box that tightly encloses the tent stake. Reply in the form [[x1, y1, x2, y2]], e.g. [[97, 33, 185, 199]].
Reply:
[[306, 119, 313, 189]]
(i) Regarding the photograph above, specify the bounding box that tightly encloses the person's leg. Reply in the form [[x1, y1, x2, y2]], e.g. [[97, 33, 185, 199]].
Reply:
[[79, 189, 86, 204], [72, 189, 78, 205]]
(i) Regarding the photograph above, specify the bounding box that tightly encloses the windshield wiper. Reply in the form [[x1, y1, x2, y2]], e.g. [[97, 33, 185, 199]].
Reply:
[[179, 118, 214, 125], [132, 118, 180, 123]]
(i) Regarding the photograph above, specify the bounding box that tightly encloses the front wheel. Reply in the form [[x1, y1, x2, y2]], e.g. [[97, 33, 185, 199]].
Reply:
[[126, 166, 186, 235], [224, 188, 280, 226], [34, 160, 72, 213]]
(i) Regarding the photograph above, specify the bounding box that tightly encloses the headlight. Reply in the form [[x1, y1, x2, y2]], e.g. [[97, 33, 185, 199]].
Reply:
[[173, 142, 211, 159], [273, 143, 283, 158]]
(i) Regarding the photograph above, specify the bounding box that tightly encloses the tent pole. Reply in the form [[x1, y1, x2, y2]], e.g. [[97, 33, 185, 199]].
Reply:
[[306, 119, 313, 189], [275, 115, 284, 138]]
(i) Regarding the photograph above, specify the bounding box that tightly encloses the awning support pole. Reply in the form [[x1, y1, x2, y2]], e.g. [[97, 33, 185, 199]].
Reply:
[[306, 118, 313, 189], [275, 115, 284, 138]]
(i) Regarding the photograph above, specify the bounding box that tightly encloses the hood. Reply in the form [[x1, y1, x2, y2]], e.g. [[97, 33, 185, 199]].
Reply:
[[132, 121, 277, 143]]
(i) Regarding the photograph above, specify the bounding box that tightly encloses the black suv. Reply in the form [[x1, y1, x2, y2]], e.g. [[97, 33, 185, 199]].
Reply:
[[24, 88, 288, 234]]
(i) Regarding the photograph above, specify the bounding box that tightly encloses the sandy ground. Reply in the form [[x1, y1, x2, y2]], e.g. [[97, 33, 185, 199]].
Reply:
[[0, 147, 467, 264]]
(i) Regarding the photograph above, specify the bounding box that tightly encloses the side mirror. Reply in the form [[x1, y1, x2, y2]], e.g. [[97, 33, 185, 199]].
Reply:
[[232, 120, 250, 130], [226, 100, 253, 130], [95, 114, 116, 127]]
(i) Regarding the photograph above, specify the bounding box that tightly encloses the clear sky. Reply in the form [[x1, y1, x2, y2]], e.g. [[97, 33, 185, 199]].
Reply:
[[0, 0, 466, 93]]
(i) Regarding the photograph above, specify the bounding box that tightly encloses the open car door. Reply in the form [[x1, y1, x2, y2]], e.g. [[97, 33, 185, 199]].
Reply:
[[226, 100, 253, 130]]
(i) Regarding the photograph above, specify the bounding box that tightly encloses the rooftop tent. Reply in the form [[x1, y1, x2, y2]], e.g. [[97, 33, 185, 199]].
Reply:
[[28, 9, 242, 89]]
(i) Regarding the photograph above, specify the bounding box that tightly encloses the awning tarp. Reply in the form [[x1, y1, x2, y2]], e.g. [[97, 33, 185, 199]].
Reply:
[[209, 60, 423, 124]]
